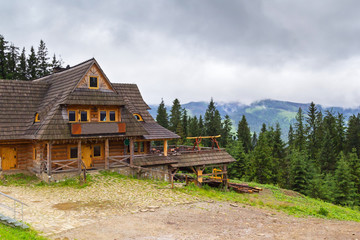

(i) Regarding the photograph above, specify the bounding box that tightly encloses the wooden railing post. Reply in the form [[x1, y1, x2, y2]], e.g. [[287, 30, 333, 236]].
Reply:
[[105, 139, 109, 169], [130, 138, 134, 166], [47, 141, 52, 176], [164, 140, 168, 157], [78, 140, 81, 174]]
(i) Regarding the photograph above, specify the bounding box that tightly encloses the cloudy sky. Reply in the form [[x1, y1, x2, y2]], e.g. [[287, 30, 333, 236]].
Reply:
[[2, 0, 360, 107]]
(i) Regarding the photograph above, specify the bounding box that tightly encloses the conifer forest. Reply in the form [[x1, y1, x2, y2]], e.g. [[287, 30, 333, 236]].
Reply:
[[157, 98, 360, 208]]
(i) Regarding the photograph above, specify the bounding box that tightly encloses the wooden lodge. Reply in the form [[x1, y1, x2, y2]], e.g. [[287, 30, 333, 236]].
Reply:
[[0, 58, 235, 183]]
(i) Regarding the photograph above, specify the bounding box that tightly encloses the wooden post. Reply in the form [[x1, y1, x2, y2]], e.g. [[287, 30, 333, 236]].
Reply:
[[78, 140, 81, 174], [105, 139, 109, 169], [163, 140, 168, 156], [47, 141, 52, 176], [129, 138, 134, 166], [223, 165, 228, 191]]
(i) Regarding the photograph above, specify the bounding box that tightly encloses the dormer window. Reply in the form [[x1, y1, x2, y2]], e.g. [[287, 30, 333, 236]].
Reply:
[[34, 113, 40, 123], [133, 114, 143, 121], [89, 76, 98, 89]]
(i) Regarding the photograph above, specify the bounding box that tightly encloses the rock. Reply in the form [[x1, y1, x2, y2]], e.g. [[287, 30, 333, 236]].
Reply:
[[148, 206, 160, 209], [230, 203, 238, 207], [140, 209, 148, 212]]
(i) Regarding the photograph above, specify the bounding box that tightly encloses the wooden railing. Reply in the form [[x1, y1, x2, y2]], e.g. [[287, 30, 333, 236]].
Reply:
[[108, 155, 131, 168], [51, 159, 79, 173]]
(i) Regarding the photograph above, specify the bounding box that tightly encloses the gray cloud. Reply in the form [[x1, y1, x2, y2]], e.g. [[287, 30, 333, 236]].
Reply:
[[1, 0, 360, 107]]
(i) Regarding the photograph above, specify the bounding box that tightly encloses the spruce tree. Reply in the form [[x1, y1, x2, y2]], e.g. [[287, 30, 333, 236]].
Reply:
[[181, 109, 189, 139], [333, 154, 356, 206], [51, 54, 63, 69], [198, 115, 205, 136], [156, 99, 169, 128], [227, 140, 247, 179], [6, 43, 19, 79], [237, 115, 252, 153], [346, 114, 360, 157], [188, 116, 199, 137], [335, 113, 346, 154], [306, 102, 320, 160], [204, 98, 222, 146], [221, 115, 233, 147], [27, 46, 37, 80], [0, 34, 8, 79], [348, 150, 360, 205], [17, 47, 27, 80], [290, 149, 308, 194], [251, 132, 257, 149], [294, 107, 306, 151], [37, 39, 50, 77], [169, 99, 182, 133], [288, 124, 294, 148]]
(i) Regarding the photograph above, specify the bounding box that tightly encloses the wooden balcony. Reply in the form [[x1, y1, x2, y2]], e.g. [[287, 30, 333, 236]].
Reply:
[[71, 122, 126, 135]]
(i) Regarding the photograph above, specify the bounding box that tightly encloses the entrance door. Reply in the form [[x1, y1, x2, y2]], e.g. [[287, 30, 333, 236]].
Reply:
[[81, 145, 93, 169], [1, 147, 17, 170]]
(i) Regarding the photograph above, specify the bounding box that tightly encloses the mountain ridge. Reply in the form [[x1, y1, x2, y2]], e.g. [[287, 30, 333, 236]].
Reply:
[[148, 99, 360, 139]]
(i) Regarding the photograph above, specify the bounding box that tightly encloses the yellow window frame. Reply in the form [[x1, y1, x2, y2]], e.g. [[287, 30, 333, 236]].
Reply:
[[133, 113, 143, 121], [68, 110, 78, 122], [98, 109, 118, 122], [33, 146, 37, 160], [79, 110, 90, 122], [35, 113, 40, 122], [89, 76, 99, 89]]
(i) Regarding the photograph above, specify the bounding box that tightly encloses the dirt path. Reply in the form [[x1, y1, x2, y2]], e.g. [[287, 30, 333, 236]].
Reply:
[[0, 173, 359, 240], [53, 201, 360, 240]]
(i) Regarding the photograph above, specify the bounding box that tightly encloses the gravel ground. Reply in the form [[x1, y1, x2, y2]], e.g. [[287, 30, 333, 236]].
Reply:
[[0, 172, 359, 240]]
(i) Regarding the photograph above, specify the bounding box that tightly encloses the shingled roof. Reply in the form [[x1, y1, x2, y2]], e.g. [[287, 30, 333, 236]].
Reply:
[[0, 58, 178, 141]]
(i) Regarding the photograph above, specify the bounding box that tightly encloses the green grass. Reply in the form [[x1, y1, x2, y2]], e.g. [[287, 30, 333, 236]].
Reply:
[[175, 181, 360, 222], [0, 223, 47, 240]]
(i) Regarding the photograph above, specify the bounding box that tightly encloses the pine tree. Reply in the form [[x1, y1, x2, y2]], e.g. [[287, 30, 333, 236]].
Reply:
[[348, 150, 360, 205], [294, 107, 306, 151], [188, 116, 199, 137], [288, 124, 294, 148], [237, 115, 252, 153], [51, 54, 63, 69], [0, 34, 8, 79], [249, 129, 273, 184], [204, 98, 222, 146], [181, 109, 189, 139], [198, 115, 205, 136], [251, 132, 257, 149], [6, 43, 19, 79], [333, 154, 356, 206], [346, 114, 360, 157], [290, 149, 308, 194], [306, 102, 320, 160], [227, 140, 247, 179], [17, 47, 27, 80], [169, 99, 182, 133], [335, 113, 346, 154], [221, 115, 233, 147], [319, 111, 337, 172], [156, 99, 169, 128], [27, 46, 37, 80], [37, 39, 50, 77]]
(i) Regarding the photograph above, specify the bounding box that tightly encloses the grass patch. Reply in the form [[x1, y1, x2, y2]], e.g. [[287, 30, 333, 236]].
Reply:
[[174, 181, 360, 222], [0, 223, 47, 240]]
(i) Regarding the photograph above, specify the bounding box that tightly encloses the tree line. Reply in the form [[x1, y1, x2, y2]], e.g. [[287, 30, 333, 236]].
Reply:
[[0, 34, 63, 80], [156, 99, 360, 208]]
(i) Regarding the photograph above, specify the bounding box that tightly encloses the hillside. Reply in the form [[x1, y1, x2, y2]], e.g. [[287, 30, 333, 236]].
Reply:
[[149, 99, 360, 139]]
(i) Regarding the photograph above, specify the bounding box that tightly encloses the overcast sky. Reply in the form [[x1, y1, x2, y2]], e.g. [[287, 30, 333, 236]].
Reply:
[[2, 0, 360, 107]]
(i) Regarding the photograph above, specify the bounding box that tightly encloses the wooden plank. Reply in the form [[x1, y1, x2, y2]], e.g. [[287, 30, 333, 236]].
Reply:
[[163, 140, 168, 157], [130, 138, 134, 165], [105, 139, 109, 169], [77, 140, 81, 174], [47, 141, 52, 176]]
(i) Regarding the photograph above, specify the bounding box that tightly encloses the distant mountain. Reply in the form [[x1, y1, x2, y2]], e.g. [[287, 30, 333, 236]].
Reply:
[[148, 99, 360, 140]]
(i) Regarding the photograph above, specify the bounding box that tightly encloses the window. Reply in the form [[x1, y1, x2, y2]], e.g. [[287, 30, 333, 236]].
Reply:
[[134, 142, 138, 153], [139, 142, 144, 153], [80, 111, 88, 122], [69, 111, 76, 122], [93, 145, 101, 157], [70, 147, 78, 159], [34, 113, 40, 122], [109, 111, 116, 121], [100, 111, 107, 121], [89, 76, 98, 89], [133, 114, 143, 121]]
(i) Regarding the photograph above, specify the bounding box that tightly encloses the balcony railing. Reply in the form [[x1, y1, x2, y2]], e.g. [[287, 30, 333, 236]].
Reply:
[[71, 122, 126, 135]]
